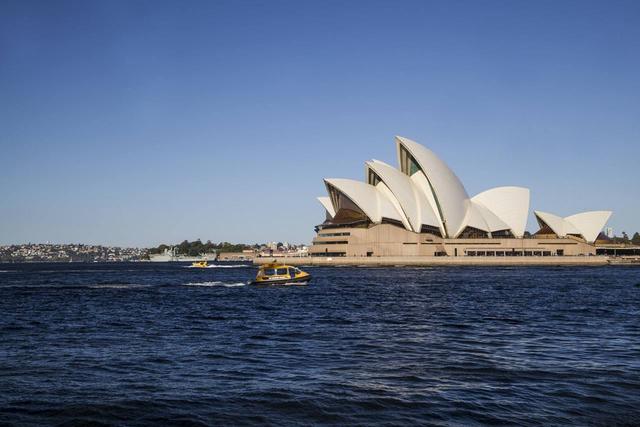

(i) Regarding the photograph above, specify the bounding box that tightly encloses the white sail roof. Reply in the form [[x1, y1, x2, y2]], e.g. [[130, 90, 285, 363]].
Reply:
[[317, 196, 335, 218], [410, 171, 446, 235], [395, 136, 470, 237], [535, 211, 580, 237], [472, 187, 530, 238], [455, 201, 510, 235], [535, 210, 611, 243], [458, 202, 490, 233], [565, 211, 612, 243], [324, 178, 404, 224], [318, 136, 611, 243], [475, 202, 510, 232], [374, 180, 412, 230], [365, 160, 441, 233]]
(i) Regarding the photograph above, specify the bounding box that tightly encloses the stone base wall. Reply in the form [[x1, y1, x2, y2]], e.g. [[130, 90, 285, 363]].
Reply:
[[310, 224, 597, 257], [254, 255, 610, 267]]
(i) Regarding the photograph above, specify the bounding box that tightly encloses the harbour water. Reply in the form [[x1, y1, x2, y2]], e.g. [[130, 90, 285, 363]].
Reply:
[[1, 263, 639, 426]]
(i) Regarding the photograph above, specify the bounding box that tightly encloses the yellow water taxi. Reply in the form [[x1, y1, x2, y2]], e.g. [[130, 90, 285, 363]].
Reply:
[[191, 260, 208, 268], [250, 263, 311, 285]]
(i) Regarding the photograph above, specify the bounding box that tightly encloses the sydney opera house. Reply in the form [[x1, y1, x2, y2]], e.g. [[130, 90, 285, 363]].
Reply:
[[310, 136, 612, 258]]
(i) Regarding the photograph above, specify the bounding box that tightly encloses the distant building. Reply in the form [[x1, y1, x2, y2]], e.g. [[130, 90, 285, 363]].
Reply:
[[310, 136, 612, 257], [605, 227, 614, 238]]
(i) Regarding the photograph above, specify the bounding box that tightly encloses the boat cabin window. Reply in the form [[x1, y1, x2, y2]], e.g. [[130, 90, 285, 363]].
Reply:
[[264, 268, 276, 276], [276, 268, 288, 275]]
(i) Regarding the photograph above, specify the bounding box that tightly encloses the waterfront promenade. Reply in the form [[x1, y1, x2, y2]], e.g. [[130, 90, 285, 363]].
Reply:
[[254, 255, 613, 267]]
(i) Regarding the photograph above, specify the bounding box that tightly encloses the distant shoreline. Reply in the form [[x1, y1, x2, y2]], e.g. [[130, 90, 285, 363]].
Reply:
[[3, 256, 639, 267]]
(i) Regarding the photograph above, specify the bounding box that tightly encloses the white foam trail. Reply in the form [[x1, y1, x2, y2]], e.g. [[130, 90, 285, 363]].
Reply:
[[208, 265, 251, 268], [183, 281, 246, 287], [252, 281, 308, 286], [25, 269, 141, 273], [279, 281, 308, 286], [184, 265, 251, 269], [88, 284, 151, 289]]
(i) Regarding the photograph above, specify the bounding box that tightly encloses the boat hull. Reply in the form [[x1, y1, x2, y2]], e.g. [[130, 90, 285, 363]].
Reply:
[[249, 275, 311, 286]]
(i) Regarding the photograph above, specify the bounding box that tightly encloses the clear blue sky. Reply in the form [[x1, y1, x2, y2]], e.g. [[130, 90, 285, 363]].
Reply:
[[1, 0, 639, 247]]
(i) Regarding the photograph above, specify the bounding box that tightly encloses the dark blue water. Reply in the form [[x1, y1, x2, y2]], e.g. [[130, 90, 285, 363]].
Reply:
[[1, 263, 639, 426]]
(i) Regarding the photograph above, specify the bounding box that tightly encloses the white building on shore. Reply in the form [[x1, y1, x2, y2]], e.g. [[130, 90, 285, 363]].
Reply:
[[311, 136, 612, 258]]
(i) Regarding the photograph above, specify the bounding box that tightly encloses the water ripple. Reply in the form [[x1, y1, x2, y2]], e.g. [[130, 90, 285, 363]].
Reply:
[[1, 263, 639, 426]]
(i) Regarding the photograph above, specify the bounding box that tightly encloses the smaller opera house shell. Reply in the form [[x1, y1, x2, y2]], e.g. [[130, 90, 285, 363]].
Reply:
[[311, 136, 611, 257]]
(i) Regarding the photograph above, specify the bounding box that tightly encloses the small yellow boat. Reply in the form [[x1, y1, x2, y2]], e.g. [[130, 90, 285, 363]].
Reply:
[[250, 263, 311, 285], [191, 260, 208, 268]]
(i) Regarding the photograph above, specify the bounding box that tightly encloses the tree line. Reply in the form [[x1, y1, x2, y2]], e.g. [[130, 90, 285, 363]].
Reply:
[[149, 240, 257, 256], [611, 232, 640, 245]]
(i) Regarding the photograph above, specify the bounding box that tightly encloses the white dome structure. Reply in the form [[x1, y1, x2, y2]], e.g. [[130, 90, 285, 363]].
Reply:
[[364, 159, 441, 234], [317, 196, 335, 219], [459, 201, 511, 237], [472, 187, 530, 238], [535, 210, 612, 243], [323, 178, 405, 225], [316, 136, 612, 245], [565, 211, 613, 243], [395, 136, 470, 237]]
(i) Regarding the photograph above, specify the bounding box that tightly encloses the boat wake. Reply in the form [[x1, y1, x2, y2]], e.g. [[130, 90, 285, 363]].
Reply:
[[208, 264, 252, 268], [88, 284, 151, 289], [252, 281, 309, 286], [279, 281, 308, 286], [184, 265, 251, 269], [19, 269, 141, 273], [183, 281, 246, 287]]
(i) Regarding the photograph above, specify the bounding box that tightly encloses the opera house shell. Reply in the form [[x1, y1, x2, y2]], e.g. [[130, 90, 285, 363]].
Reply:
[[311, 136, 612, 257]]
